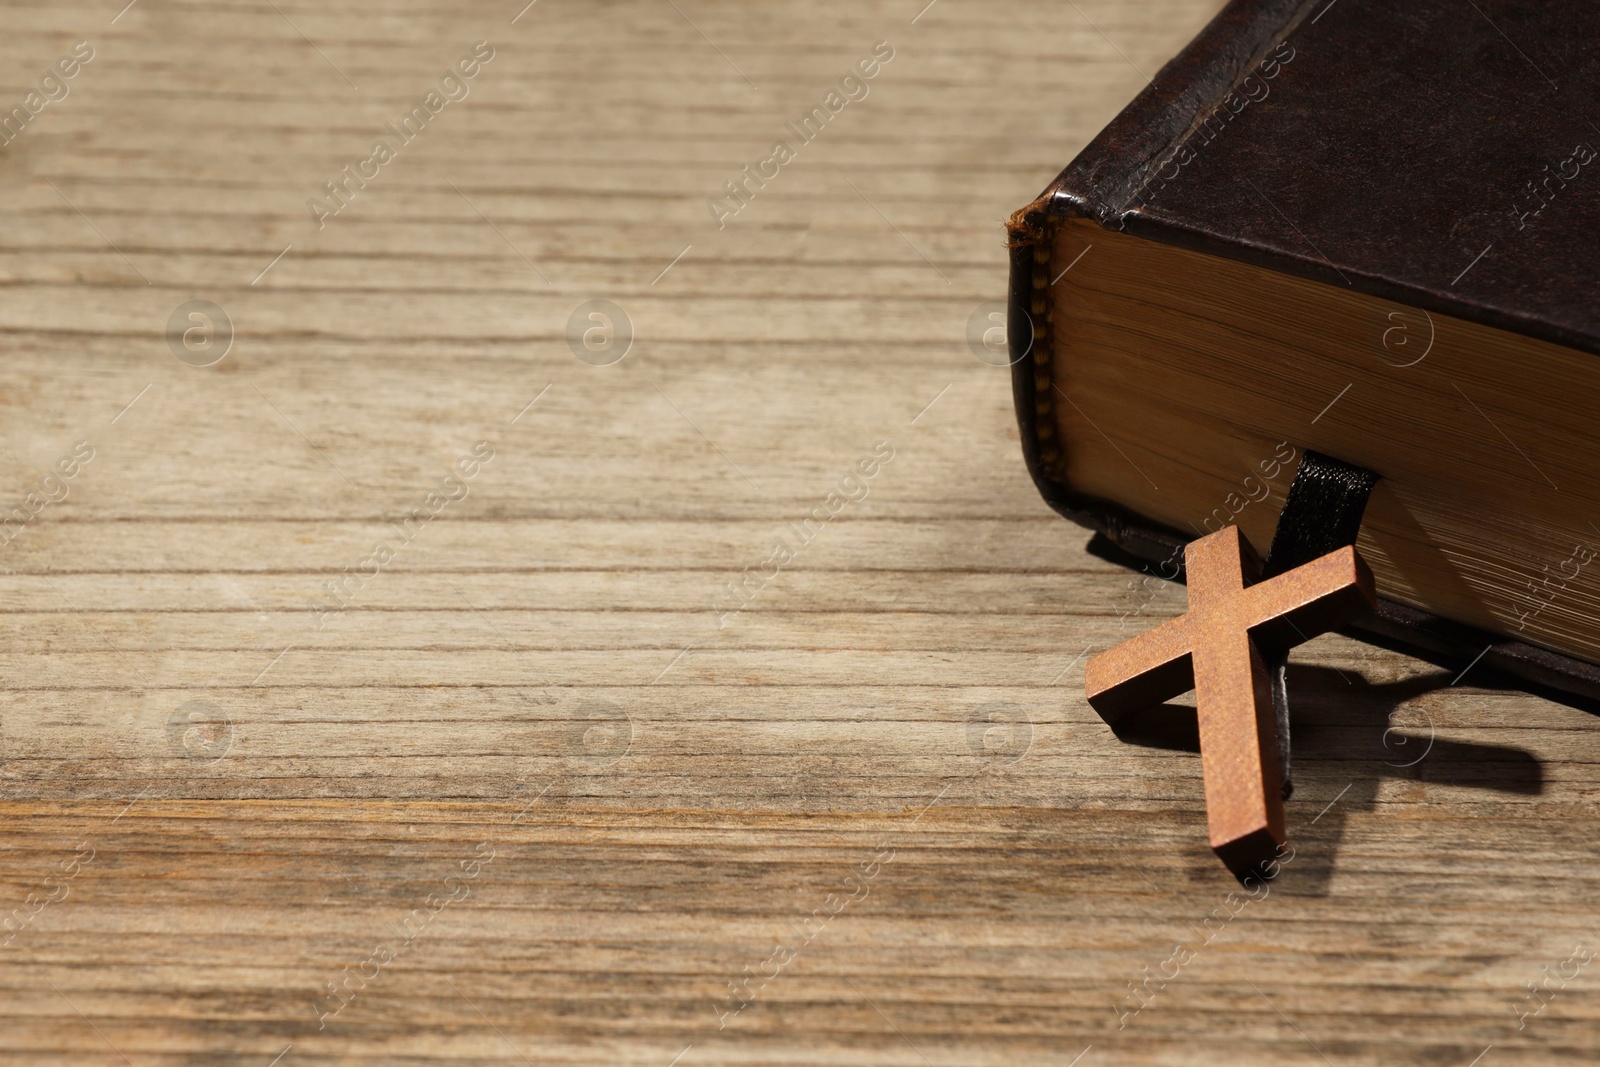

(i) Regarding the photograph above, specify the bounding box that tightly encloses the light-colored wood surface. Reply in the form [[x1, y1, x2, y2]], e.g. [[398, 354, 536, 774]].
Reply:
[[0, 1, 1596, 1063]]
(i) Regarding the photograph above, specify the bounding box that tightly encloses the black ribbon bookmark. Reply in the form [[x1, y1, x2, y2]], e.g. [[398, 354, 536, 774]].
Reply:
[[1259, 450, 1380, 797]]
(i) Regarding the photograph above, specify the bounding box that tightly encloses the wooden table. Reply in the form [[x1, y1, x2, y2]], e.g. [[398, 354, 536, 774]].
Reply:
[[2, 1, 1595, 1063]]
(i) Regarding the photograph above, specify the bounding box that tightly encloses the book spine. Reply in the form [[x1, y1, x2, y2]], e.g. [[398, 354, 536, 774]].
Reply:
[[1005, 0, 1316, 521]]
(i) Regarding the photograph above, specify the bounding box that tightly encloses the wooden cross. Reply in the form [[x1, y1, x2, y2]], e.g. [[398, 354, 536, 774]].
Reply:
[[1085, 525, 1375, 881]]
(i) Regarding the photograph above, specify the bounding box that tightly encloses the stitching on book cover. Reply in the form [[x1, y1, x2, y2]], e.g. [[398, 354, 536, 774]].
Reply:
[[1030, 221, 1065, 485]]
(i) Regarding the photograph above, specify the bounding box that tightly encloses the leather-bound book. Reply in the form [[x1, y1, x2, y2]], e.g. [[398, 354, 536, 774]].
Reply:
[[1007, 0, 1600, 698]]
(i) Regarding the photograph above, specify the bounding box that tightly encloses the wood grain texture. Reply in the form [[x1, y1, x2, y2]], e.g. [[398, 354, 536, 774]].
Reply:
[[0, 0, 1596, 1064]]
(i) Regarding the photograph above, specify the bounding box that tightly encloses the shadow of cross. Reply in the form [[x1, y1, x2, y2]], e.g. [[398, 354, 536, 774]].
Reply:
[[1085, 525, 1376, 882]]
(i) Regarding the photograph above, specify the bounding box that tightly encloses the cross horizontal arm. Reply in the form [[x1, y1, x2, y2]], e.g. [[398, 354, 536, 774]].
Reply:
[[1242, 546, 1376, 655], [1084, 615, 1193, 729]]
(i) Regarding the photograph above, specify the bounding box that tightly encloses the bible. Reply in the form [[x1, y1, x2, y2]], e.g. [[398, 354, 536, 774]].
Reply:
[[1007, 0, 1600, 699]]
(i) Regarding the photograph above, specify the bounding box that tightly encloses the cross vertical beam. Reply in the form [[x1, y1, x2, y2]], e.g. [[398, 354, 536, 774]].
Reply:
[[1186, 525, 1285, 873]]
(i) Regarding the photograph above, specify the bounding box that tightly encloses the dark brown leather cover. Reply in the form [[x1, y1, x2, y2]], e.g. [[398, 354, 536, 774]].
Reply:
[[1008, 0, 1600, 702]]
